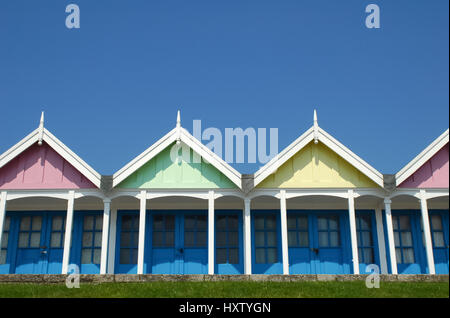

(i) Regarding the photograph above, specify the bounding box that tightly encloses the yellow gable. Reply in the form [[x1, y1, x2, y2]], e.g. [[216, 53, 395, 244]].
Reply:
[[257, 141, 379, 188]]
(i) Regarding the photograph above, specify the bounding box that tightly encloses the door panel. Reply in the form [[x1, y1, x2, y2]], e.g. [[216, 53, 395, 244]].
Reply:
[[115, 213, 139, 274], [149, 212, 208, 274], [288, 214, 313, 274], [288, 212, 349, 274], [151, 214, 177, 274], [252, 212, 282, 274], [12, 213, 65, 274], [215, 213, 243, 274], [315, 215, 346, 274], [45, 214, 66, 274], [428, 212, 449, 274], [392, 213, 423, 274], [183, 215, 208, 274]]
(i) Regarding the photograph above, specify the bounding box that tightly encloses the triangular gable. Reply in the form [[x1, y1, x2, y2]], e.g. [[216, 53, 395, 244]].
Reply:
[[0, 127, 101, 189], [113, 118, 242, 189], [254, 124, 384, 189], [0, 141, 96, 189], [257, 140, 378, 188], [117, 141, 237, 189], [396, 129, 449, 188]]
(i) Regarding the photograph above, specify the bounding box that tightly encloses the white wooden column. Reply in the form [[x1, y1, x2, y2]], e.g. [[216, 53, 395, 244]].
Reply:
[[347, 190, 359, 274], [243, 198, 252, 275], [208, 190, 215, 275], [280, 190, 289, 275], [62, 190, 75, 274], [375, 206, 388, 274], [137, 190, 147, 274], [107, 208, 118, 274], [384, 198, 398, 274], [419, 190, 435, 274], [0, 191, 7, 252], [100, 199, 111, 274]]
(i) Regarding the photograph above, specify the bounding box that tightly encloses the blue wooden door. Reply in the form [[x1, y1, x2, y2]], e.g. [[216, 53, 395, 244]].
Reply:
[[252, 212, 282, 274], [149, 212, 208, 274], [356, 212, 379, 274], [12, 212, 65, 274], [282, 211, 350, 275], [392, 213, 424, 274], [70, 212, 103, 274], [215, 212, 244, 274], [45, 214, 66, 274], [115, 212, 139, 274], [288, 213, 313, 274], [151, 214, 177, 274], [423, 211, 449, 274], [0, 215, 12, 274], [183, 214, 208, 274], [313, 214, 349, 274]]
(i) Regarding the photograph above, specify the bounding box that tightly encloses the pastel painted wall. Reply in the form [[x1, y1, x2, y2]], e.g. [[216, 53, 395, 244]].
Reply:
[[398, 143, 449, 188], [257, 141, 378, 188], [0, 142, 96, 189], [117, 142, 237, 189]]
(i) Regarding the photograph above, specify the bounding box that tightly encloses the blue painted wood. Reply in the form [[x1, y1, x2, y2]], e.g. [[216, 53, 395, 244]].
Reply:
[[70, 211, 103, 274], [2, 212, 66, 274], [251, 210, 283, 274], [115, 211, 139, 274], [215, 211, 244, 275], [424, 210, 449, 274], [287, 210, 351, 275], [288, 212, 313, 274], [384, 210, 427, 274], [0, 215, 13, 274], [147, 211, 208, 274], [356, 211, 381, 274]]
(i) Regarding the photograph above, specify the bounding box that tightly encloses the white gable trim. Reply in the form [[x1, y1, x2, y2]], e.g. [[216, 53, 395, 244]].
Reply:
[[253, 126, 384, 188], [395, 129, 449, 187], [112, 127, 242, 189], [0, 128, 102, 188]]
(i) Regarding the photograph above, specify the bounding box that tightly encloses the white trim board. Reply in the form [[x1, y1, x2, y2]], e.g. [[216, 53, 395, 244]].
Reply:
[[0, 128, 102, 188], [395, 129, 449, 187], [253, 126, 384, 188]]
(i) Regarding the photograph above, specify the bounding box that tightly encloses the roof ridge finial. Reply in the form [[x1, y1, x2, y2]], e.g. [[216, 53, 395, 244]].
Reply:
[[313, 109, 319, 144], [38, 111, 44, 146]]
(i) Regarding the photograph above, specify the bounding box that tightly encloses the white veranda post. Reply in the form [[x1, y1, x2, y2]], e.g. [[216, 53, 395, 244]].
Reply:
[[62, 190, 75, 274]]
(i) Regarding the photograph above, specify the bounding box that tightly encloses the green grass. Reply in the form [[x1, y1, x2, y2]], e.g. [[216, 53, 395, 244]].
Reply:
[[0, 281, 448, 298]]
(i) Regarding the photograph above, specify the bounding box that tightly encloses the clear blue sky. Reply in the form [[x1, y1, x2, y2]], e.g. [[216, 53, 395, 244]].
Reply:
[[0, 0, 448, 175]]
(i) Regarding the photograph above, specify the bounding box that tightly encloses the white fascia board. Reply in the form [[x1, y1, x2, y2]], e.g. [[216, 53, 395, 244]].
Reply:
[[318, 127, 384, 187], [43, 129, 102, 188], [395, 128, 449, 187], [112, 128, 178, 187], [253, 127, 315, 187], [180, 128, 242, 189], [0, 128, 102, 188], [0, 128, 39, 168]]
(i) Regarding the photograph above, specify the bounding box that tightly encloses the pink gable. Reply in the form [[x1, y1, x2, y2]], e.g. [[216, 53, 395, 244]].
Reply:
[[0, 142, 97, 189], [398, 143, 449, 188]]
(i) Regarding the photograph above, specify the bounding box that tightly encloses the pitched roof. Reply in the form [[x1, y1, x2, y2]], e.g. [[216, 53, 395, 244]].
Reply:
[[0, 113, 102, 188], [395, 128, 449, 187], [253, 110, 384, 188], [112, 111, 242, 189]]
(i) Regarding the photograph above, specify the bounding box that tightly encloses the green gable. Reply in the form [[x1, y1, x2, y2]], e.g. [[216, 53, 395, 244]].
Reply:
[[117, 142, 237, 189]]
